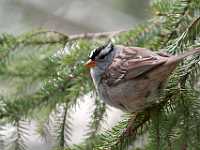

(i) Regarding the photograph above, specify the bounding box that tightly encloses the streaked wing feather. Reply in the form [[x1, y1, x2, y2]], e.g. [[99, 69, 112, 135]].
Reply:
[[103, 47, 168, 86]]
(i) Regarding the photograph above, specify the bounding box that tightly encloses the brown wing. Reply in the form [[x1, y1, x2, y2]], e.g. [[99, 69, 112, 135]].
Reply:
[[103, 46, 169, 86]]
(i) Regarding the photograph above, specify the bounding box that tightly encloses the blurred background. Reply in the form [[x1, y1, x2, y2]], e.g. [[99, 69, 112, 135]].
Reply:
[[0, 0, 150, 35], [0, 0, 150, 150]]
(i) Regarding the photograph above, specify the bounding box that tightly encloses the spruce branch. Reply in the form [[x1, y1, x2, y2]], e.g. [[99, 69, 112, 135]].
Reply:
[[0, 0, 200, 149], [168, 15, 200, 54], [86, 95, 106, 139], [51, 103, 73, 149], [116, 112, 150, 146], [68, 30, 128, 41], [12, 30, 69, 51], [14, 120, 28, 150], [94, 112, 150, 150], [0, 120, 29, 150], [9, 29, 128, 53], [161, 0, 192, 47], [60, 104, 70, 147]]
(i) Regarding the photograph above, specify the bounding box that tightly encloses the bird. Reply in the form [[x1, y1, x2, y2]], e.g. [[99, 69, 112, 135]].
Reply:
[[84, 42, 200, 112]]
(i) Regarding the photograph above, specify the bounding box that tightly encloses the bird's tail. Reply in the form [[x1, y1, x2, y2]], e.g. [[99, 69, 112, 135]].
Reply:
[[167, 48, 200, 65]]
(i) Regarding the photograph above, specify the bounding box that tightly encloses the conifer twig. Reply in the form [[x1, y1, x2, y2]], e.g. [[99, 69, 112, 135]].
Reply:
[[187, 16, 200, 31], [162, 0, 191, 47]]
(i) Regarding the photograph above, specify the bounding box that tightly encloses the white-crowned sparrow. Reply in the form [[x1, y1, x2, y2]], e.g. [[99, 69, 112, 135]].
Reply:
[[85, 42, 200, 112]]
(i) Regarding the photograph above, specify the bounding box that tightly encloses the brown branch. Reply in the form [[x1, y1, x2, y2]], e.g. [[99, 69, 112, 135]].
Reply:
[[22, 30, 69, 40], [19, 29, 128, 42], [68, 29, 129, 41], [10, 30, 69, 52], [187, 15, 200, 32], [7, 29, 128, 55]]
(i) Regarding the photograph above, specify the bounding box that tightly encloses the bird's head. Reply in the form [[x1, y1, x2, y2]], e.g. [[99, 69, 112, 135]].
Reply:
[[84, 42, 114, 69]]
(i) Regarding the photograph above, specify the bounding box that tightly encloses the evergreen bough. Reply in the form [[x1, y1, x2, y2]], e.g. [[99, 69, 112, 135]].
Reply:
[[0, 0, 200, 149]]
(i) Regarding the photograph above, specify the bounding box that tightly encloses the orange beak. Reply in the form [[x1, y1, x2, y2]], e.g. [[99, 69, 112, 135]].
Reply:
[[84, 59, 96, 68]]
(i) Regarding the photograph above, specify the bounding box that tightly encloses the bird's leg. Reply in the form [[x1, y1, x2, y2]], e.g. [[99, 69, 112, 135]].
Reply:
[[123, 112, 138, 136], [117, 113, 138, 145], [122, 111, 150, 136], [116, 111, 150, 146]]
